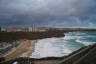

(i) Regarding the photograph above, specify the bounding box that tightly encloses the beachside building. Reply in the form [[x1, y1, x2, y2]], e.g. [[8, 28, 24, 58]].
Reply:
[[1, 27, 49, 32], [33, 27, 49, 32], [1, 28, 29, 32]]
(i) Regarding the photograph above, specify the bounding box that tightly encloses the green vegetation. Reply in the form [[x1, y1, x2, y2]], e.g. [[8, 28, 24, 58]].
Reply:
[[0, 31, 64, 42]]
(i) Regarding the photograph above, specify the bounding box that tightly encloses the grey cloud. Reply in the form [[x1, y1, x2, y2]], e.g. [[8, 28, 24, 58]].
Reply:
[[0, 0, 96, 27]]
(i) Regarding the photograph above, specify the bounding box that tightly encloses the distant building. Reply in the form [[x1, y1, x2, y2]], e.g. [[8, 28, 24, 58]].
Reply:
[[28, 27, 33, 32], [0, 27, 49, 32], [33, 27, 49, 32], [1, 28, 5, 32], [1, 28, 29, 32]]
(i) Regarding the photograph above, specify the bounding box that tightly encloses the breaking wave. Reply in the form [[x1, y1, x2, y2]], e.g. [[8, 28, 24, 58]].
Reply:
[[30, 32, 96, 58]]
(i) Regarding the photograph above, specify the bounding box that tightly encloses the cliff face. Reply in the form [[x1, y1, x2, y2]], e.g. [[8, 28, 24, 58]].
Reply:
[[1, 44, 96, 64]]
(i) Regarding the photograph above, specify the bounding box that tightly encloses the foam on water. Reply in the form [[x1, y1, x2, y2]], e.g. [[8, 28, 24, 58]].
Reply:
[[76, 40, 96, 46], [30, 32, 96, 58], [30, 38, 72, 58], [13, 62, 18, 64]]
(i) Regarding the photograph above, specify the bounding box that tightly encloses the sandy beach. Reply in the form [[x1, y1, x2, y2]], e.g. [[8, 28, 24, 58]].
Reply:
[[20, 40, 37, 57], [4, 40, 37, 61]]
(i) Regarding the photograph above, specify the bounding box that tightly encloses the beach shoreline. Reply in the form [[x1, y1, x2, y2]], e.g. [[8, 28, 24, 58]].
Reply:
[[4, 40, 37, 61], [20, 40, 37, 57]]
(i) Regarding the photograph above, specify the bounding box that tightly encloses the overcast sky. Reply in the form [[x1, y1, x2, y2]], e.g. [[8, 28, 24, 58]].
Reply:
[[0, 0, 96, 28]]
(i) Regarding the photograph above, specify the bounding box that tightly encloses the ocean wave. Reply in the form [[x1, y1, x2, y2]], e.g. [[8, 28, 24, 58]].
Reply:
[[63, 35, 83, 41], [30, 32, 96, 58], [76, 39, 96, 46], [30, 37, 72, 58], [65, 32, 87, 36]]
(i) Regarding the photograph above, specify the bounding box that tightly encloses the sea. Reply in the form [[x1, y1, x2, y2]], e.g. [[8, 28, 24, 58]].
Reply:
[[30, 32, 96, 58]]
